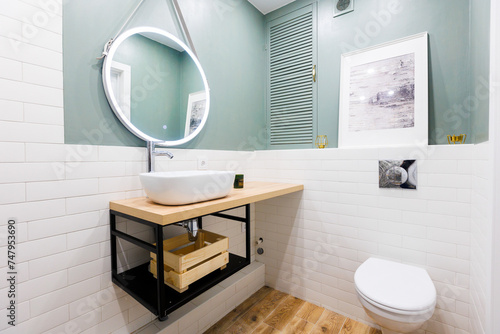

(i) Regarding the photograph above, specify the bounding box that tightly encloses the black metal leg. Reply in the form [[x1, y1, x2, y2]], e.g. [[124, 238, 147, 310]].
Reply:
[[211, 205, 251, 262], [110, 213, 117, 276], [155, 224, 167, 320], [245, 204, 251, 262]]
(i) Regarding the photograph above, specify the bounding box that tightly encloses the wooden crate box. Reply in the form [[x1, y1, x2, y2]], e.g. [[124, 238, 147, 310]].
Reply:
[[149, 230, 229, 292]]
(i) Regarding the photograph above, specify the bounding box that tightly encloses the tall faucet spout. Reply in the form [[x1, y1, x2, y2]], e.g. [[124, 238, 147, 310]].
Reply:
[[155, 150, 174, 159], [147, 141, 174, 172]]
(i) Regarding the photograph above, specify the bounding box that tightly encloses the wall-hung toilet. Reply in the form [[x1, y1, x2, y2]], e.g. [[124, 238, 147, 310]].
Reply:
[[354, 258, 436, 334]]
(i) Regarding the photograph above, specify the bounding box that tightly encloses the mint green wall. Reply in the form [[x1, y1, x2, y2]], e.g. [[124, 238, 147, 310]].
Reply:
[[64, 0, 267, 150], [64, 0, 489, 149], [114, 34, 182, 141], [64, 0, 143, 148], [470, 0, 490, 143], [266, 0, 480, 146]]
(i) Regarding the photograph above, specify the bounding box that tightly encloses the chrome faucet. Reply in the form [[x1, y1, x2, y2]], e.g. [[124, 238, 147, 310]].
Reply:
[[147, 141, 174, 172], [174, 218, 199, 241]]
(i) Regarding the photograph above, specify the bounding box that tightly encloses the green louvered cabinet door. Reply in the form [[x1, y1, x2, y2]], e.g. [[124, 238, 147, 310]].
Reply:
[[267, 4, 317, 149]]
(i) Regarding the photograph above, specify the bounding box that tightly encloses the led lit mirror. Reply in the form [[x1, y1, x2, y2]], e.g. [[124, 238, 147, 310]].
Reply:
[[102, 27, 210, 146]]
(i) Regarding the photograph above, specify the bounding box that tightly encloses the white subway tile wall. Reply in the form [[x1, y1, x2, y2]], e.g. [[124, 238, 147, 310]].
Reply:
[[252, 146, 483, 334], [469, 142, 491, 334]]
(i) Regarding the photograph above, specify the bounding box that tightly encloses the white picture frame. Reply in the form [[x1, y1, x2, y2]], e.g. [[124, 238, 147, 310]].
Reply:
[[338, 32, 428, 148], [184, 91, 207, 137]]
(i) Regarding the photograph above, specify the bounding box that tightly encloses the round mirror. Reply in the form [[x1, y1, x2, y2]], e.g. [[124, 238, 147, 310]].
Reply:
[[102, 27, 210, 146]]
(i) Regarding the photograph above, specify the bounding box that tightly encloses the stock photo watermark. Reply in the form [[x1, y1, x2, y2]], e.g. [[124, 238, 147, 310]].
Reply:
[[9, 0, 63, 52], [5, 219, 17, 327], [51, 119, 117, 178], [213, 0, 243, 20], [130, 64, 171, 110], [47, 284, 118, 334], [340, 0, 404, 53]]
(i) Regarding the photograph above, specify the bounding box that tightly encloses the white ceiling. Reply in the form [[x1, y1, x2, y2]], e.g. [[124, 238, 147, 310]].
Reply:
[[248, 0, 296, 14]]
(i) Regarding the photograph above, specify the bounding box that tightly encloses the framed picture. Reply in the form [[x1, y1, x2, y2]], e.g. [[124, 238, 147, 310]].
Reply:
[[184, 91, 207, 137], [338, 32, 428, 148], [334, 0, 354, 17]]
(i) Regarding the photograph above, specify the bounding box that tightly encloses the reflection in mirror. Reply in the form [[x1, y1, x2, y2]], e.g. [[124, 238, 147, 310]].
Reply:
[[103, 27, 209, 146], [109, 61, 131, 120], [184, 91, 206, 136]]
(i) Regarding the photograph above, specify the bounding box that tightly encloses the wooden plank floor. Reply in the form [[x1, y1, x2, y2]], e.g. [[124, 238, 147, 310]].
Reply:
[[204, 287, 381, 334]]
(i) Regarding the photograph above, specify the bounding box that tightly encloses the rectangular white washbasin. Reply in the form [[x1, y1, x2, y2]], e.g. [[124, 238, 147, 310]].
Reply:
[[139, 170, 236, 205]]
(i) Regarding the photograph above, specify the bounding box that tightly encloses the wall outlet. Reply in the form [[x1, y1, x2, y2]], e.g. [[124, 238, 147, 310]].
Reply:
[[198, 157, 208, 170]]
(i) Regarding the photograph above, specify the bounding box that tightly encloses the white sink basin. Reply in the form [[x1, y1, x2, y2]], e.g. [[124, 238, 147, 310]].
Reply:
[[139, 170, 236, 205]]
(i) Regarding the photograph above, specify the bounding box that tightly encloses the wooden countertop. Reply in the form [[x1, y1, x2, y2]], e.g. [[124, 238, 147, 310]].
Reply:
[[109, 181, 303, 226]]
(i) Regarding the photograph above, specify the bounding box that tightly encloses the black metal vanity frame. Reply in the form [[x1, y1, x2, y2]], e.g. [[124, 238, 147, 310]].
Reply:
[[109, 204, 251, 321]]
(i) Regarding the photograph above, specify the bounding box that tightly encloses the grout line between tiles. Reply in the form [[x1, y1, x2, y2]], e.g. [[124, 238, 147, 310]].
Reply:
[[257, 294, 286, 333], [337, 316, 348, 334], [250, 291, 291, 333]]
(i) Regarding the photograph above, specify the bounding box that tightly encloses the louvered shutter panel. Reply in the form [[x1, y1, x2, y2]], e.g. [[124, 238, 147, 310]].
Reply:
[[268, 6, 316, 146]]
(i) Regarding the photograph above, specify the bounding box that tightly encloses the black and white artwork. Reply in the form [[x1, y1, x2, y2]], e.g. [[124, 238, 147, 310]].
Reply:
[[187, 99, 206, 135], [185, 91, 206, 136], [338, 32, 428, 148], [379, 160, 417, 189], [349, 53, 415, 132]]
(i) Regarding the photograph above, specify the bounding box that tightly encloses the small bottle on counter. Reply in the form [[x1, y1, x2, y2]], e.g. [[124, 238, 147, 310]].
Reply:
[[234, 174, 244, 188]]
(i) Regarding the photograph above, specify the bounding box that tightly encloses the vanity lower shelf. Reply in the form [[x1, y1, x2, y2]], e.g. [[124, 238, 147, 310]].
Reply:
[[110, 206, 252, 321], [113, 253, 247, 317]]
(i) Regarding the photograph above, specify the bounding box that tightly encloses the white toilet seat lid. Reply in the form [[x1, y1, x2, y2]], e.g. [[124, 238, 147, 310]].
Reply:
[[355, 258, 436, 312]]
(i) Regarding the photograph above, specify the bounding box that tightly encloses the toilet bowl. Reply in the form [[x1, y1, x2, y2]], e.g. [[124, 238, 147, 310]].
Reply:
[[354, 258, 436, 334]]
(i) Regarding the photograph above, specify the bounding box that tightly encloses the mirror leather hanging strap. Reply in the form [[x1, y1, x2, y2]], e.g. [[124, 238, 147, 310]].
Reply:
[[97, 0, 146, 60]]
